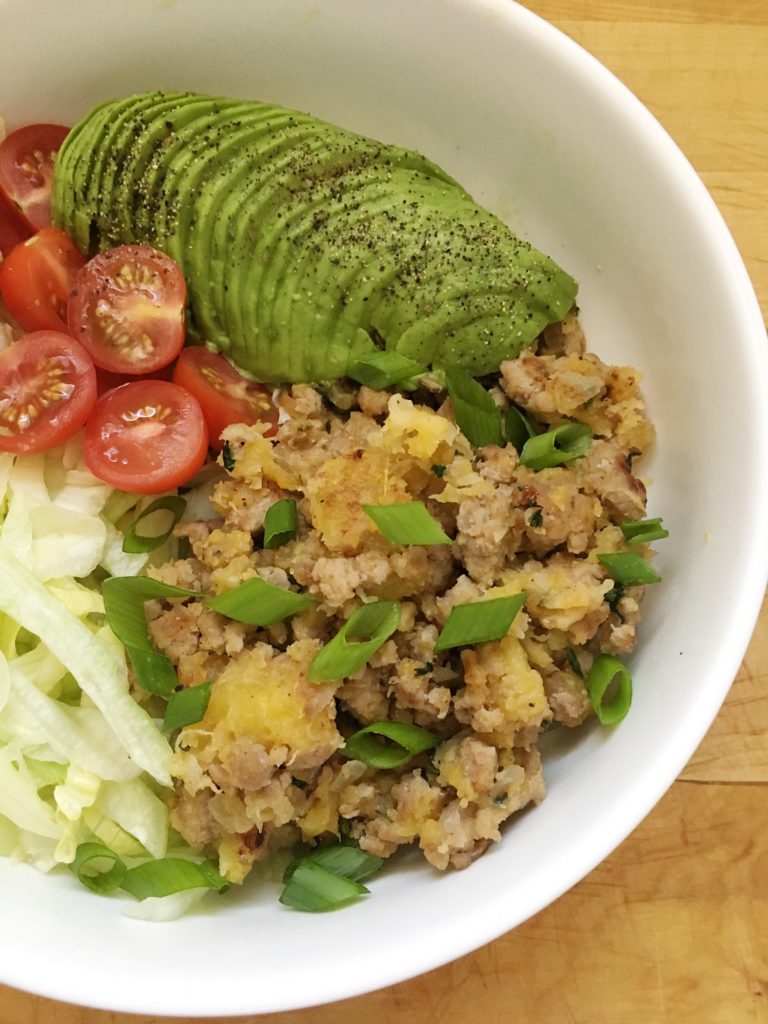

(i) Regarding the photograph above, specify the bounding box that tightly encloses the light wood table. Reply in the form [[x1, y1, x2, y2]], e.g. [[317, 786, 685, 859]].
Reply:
[[2, 1, 766, 1022]]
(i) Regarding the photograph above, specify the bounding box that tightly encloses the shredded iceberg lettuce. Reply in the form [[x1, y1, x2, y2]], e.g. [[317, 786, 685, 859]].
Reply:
[[0, 746, 61, 838], [122, 887, 208, 922], [0, 448, 175, 877], [0, 549, 172, 784]]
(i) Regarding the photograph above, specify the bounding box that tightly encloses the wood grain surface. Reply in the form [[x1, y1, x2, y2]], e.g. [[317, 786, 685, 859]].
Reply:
[[2, 1, 766, 1022]]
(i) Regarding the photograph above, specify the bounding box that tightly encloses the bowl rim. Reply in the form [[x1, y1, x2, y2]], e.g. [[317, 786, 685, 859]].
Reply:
[[1, 0, 767, 1015]]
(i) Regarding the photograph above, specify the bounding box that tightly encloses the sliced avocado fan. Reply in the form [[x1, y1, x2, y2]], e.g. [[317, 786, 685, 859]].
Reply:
[[52, 91, 577, 383]]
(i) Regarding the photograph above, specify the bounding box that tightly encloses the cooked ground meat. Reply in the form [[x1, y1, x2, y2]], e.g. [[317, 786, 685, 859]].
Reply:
[[146, 325, 659, 883]]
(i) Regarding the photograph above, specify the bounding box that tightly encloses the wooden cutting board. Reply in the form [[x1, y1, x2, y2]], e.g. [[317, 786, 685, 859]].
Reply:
[[1, 1, 766, 1021]]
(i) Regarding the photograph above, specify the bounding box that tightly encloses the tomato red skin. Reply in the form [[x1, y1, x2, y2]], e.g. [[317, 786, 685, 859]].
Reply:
[[0, 124, 69, 232], [83, 380, 209, 494], [172, 347, 279, 451], [68, 245, 186, 375], [0, 330, 96, 454], [0, 193, 31, 258], [0, 227, 85, 332]]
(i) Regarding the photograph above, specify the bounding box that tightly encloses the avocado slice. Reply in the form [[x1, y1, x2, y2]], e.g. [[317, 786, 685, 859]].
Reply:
[[52, 90, 577, 383]]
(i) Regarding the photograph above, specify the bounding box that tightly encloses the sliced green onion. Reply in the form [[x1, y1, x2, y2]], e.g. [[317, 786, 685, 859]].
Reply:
[[70, 844, 228, 902], [587, 654, 633, 725], [519, 422, 592, 470], [122, 496, 187, 554], [307, 845, 383, 882], [123, 646, 180, 699], [263, 499, 298, 550], [176, 536, 193, 560], [363, 501, 451, 546], [121, 858, 229, 900], [445, 366, 503, 447], [70, 842, 126, 894], [283, 845, 383, 885], [279, 860, 368, 912], [102, 577, 198, 697], [205, 577, 316, 626], [505, 404, 537, 452], [565, 646, 584, 678], [163, 682, 212, 732], [347, 351, 424, 389], [619, 517, 669, 545], [308, 601, 400, 683], [528, 506, 543, 528], [103, 578, 198, 647], [605, 581, 625, 611], [598, 552, 661, 586], [342, 720, 438, 769], [221, 442, 236, 473], [434, 592, 526, 652]]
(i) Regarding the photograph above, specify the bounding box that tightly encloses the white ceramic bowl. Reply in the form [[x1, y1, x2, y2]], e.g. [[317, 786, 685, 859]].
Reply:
[[2, 0, 766, 1015]]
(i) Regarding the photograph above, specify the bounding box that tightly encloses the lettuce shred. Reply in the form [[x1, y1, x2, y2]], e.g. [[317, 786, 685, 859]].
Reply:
[[0, 446, 174, 874]]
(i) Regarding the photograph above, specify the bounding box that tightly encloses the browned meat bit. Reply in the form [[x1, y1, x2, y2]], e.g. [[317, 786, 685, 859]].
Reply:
[[435, 734, 498, 804], [420, 800, 493, 870], [271, 386, 380, 487], [592, 586, 645, 655], [148, 554, 210, 593], [270, 533, 327, 589], [336, 667, 390, 724], [388, 658, 452, 722], [500, 351, 604, 418], [297, 761, 370, 842], [307, 544, 455, 607], [357, 385, 391, 417], [280, 383, 326, 420], [455, 487, 525, 584], [148, 601, 248, 686], [512, 467, 597, 557], [211, 478, 283, 533], [499, 350, 655, 452], [477, 443, 520, 483], [354, 772, 447, 860], [542, 669, 592, 726], [577, 439, 647, 520], [170, 787, 220, 847], [354, 744, 545, 870], [310, 554, 379, 607], [206, 737, 274, 792]]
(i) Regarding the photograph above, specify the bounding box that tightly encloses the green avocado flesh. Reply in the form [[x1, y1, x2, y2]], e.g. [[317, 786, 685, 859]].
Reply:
[[52, 91, 578, 383]]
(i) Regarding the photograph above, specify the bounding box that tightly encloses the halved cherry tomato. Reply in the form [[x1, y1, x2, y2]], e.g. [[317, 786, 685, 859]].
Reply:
[[83, 380, 208, 493], [172, 347, 279, 450], [68, 245, 186, 375], [0, 330, 96, 453], [0, 227, 85, 332], [0, 193, 31, 259], [0, 124, 69, 232]]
